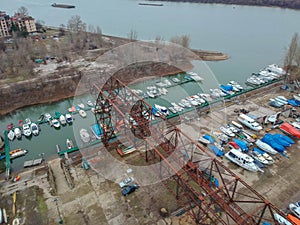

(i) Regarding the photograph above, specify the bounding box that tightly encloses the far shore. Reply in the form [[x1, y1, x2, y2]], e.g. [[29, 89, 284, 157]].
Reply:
[[0, 28, 228, 116]]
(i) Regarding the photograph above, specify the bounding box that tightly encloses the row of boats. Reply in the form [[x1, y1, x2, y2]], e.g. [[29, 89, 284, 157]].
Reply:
[[246, 64, 286, 86], [5, 100, 96, 141], [7, 118, 39, 141], [198, 118, 298, 173]]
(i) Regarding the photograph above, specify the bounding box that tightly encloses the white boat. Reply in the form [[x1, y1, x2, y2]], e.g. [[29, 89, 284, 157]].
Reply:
[[44, 113, 52, 122], [227, 124, 239, 133], [255, 139, 277, 155], [275, 96, 288, 105], [79, 109, 87, 118], [172, 77, 180, 83], [289, 203, 300, 219], [51, 119, 60, 128], [7, 130, 15, 141], [253, 149, 274, 165], [220, 126, 235, 137], [231, 121, 244, 130], [12, 218, 20, 225], [225, 149, 260, 172], [14, 127, 22, 139], [212, 131, 229, 142], [78, 103, 85, 109], [22, 124, 32, 137], [188, 72, 204, 82], [147, 91, 155, 98], [293, 94, 300, 102], [10, 148, 28, 159], [265, 64, 286, 75], [154, 104, 169, 116], [59, 115, 67, 125], [168, 107, 177, 114], [30, 123, 39, 136], [66, 139, 74, 149], [250, 150, 268, 165], [87, 100, 94, 107], [198, 136, 210, 145], [274, 213, 292, 225], [237, 114, 262, 131], [290, 121, 300, 130], [66, 113, 73, 123], [2, 208, 7, 224], [228, 81, 244, 90], [24, 117, 31, 124], [80, 129, 90, 143]]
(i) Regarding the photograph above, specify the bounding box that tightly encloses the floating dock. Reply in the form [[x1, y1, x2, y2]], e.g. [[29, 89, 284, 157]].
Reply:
[[24, 158, 43, 168]]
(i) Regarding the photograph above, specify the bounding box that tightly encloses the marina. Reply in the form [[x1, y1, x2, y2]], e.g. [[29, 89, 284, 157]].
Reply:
[[0, 64, 290, 174]]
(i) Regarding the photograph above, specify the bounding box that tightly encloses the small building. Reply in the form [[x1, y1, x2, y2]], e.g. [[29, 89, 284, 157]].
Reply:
[[12, 13, 37, 33], [0, 11, 11, 37]]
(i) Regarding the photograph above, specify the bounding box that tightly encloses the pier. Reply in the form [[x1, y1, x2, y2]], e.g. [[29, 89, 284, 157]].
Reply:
[[3, 130, 11, 180], [23, 158, 43, 168]]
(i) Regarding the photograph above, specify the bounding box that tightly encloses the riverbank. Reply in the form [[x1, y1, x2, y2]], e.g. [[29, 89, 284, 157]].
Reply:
[[0, 31, 228, 116], [151, 0, 300, 10]]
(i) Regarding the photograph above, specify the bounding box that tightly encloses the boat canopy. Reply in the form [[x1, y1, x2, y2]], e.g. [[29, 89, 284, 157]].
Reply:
[[220, 84, 233, 91], [203, 134, 214, 143], [233, 139, 248, 153]]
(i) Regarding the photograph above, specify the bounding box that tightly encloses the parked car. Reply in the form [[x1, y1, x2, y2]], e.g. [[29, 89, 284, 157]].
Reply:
[[119, 177, 135, 188], [121, 184, 139, 196]]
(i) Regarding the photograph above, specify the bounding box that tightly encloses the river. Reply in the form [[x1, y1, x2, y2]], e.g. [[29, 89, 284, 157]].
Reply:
[[0, 0, 299, 171]]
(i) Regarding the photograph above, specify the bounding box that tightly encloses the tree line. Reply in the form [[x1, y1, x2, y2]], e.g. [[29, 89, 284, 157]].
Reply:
[[154, 0, 300, 10]]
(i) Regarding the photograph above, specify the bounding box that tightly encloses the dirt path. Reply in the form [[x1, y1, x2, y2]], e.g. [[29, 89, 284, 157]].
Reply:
[[49, 158, 69, 194]]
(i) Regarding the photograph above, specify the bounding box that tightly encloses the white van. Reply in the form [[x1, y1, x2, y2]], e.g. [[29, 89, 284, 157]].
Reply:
[[237, 114, 262, 131]]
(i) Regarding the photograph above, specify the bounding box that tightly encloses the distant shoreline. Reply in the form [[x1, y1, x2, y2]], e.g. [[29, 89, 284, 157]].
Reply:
[[149, 0, 300, 10]]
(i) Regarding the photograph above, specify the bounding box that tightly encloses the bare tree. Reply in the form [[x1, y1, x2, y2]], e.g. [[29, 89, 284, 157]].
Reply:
[[181, 35, 190, 48], [17, 6, 29, 16], [284, 32, 299, 68], [128, 30, 138, 41], [59, 24, 66, 37], [67, 15, 86, 33], [170, 35, 190, 48]]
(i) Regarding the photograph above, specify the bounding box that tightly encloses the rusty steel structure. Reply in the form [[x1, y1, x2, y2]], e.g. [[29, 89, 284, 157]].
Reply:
[[88, 76, 290, 225]]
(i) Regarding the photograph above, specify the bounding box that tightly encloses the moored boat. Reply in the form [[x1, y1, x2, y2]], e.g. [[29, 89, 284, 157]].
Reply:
[[8, 130, 15, 141], [30, 123, 39, 136], [24, 118, 31, 124], [22, 124, 32, 137], [44, 113, 52, 122], [87, 100, 94, 107], [66, 113, 73, 124], [66, 139, 74, 149], [91, 123, 103, 139], [10, 148, 28, 159], [80, 129, 90, 143], [59, 114, 66, 125], [79, 109, 87, 118], [51, 119, 60, 128]]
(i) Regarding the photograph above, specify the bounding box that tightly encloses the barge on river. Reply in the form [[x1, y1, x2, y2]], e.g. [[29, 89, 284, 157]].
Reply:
[[51, 3, 75, 9]]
